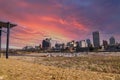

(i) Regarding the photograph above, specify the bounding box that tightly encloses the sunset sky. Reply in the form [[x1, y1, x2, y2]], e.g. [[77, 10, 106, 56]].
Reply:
[[0, 0, 120, 49]]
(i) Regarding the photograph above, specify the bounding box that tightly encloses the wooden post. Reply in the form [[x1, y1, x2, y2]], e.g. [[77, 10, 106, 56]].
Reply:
[[0, 27, 2, 58], [6, 22, 10, 59]]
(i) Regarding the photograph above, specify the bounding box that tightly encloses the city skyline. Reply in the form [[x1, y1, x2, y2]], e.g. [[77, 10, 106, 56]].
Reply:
[[0, 0, 120, 49]]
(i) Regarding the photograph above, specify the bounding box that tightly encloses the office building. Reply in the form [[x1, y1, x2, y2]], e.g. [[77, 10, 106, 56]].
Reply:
[[42, 38, 51, 50], [93, 31, 100, 48], [109, 36, 115, 45], [86, 39, 91, 47], [103, 40, 108, 49], [79, 40, 87, 48]]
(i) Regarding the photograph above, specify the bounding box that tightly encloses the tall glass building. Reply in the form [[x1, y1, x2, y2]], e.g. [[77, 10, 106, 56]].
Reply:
[[93, 31, 100, 48]]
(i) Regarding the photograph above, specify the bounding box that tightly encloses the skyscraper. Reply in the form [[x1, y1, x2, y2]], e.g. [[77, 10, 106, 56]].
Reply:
[[109, 36, 115, 45], [93, 31, 100, 48]]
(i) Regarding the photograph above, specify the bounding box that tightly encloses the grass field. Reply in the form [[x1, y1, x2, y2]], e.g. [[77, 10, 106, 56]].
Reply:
[[40, 55, 120, 74], [1, 53, 120, 80]]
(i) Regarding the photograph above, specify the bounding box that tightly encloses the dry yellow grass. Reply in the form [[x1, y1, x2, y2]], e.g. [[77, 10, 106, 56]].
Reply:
[[0, 58, 120, 80], [14, 55, 120, 74], [39, 56, 120, 74]]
